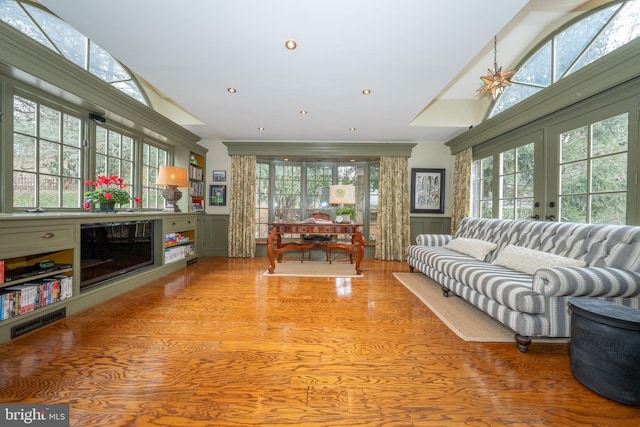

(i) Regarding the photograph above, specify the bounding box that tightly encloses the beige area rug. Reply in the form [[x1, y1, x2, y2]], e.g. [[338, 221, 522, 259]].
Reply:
[[393, 272, 569, 344], [263, 260, 363, 278]]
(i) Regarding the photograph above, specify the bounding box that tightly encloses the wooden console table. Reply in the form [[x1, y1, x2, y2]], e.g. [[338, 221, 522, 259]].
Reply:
[[266, 222, 364, 274]]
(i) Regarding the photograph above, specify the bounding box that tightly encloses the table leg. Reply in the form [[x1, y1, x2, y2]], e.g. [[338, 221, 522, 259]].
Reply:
[[266, 229, 277, 273]]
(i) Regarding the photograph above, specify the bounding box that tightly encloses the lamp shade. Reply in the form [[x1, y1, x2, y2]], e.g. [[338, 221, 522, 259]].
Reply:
[[156, 166, 188, 187], [329, 184, 355, 205]]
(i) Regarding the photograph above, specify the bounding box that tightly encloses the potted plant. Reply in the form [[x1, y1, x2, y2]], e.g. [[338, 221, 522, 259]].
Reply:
[[336, 206, 355, 222], [83, 175, 141, 212]]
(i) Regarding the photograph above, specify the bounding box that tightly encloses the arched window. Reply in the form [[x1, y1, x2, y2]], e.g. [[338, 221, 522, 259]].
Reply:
[[489, 0, 640, 118], [0, 0, 148, 105]]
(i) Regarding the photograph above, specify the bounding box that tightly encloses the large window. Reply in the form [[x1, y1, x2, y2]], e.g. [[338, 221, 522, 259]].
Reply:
[[0, 0, 148, 105], [255, 160, 379, 241], [490, 0, 640, 118], [13, 95, 83, 208]]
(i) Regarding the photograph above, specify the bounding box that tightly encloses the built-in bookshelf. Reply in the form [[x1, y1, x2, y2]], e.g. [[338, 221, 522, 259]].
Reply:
[[189, 152, 205, 212], [163, 216, 197, 264], [0, 213, 199, 344], [1, 249, 73, 323]]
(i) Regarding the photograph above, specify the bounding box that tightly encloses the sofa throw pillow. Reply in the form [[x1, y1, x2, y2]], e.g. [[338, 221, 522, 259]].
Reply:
[[492, 245, 586, 275], [444, 238, 498, 261]]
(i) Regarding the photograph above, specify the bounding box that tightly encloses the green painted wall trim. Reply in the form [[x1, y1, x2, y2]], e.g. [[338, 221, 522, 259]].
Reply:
[[222, 141, 417, 158]]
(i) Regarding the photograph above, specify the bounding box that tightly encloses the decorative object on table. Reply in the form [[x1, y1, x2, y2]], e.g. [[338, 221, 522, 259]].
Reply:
[[213, 170, 226, 182], [210, 184, 227, 206], [478, 35, 516, 100], [156, 165, 189, 212], [329, 184, 355, 223], [410, 168, 445, 213], [83, 175, 141, 212]]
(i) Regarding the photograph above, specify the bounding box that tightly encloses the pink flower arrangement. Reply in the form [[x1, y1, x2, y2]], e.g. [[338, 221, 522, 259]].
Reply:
[[83, 175, 141, 210]]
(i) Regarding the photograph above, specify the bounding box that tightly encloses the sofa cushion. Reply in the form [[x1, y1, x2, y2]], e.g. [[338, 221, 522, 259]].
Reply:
[[493, 244, 586, 275], [445, 238, 497, 261]]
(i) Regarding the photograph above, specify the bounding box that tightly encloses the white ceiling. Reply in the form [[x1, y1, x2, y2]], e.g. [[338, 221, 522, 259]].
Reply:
[[39, 0, 595, 145]]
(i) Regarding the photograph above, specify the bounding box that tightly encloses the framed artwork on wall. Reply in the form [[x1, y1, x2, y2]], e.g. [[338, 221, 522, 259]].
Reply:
[[209, 185, 227, 206], [410, 168, 445, 214], [213, 170, 226, 182]]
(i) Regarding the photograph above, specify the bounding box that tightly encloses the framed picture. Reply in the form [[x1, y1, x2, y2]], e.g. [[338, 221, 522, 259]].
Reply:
[[209, 185, 227, 206], [191, 200, 203, 212], [213, 170, 226, 182], [410, 168, 445, 214]]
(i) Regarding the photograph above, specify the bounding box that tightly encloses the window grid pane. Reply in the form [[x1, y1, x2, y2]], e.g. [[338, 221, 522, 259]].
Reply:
[[498, 143, 534, 220], [13, 95, 83, 208], [255, 163, 270, 239], [93, 126, 135, 208], [141, 142, 167, 209], [558, 113, 628, 224]]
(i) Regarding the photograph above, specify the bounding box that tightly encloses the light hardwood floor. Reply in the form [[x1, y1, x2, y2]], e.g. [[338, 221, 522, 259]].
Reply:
[[0, 257, 638, 426]]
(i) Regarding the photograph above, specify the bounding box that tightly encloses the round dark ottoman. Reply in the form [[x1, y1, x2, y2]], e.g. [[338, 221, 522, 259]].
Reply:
[[568, 298, 640, 406]]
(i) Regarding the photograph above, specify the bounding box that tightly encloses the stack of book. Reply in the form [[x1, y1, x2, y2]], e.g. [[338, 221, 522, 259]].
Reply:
[[0, 275, 73, 321]]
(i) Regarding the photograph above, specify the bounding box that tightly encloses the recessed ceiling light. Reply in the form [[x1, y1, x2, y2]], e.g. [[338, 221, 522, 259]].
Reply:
[[349, 127, 356, 131], [227, 88, 236, 93], [362, 89, 371, 95], [299, 110, 308, 115], [258, 127, 265, 131], [285, 39, 297, 50]]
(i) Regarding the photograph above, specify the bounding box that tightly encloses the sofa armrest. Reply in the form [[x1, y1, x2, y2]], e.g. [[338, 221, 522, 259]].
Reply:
[[415, 234, 453, 246], [532, 267, 640, 298]]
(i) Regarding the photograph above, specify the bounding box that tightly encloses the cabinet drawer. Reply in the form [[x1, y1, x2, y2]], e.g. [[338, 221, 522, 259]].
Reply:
[[0, 225, 75, 258], [165, 216, 197, 233]]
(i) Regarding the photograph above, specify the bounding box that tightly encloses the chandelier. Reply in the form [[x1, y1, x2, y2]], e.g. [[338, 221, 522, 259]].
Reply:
[[478, 36, 516, 100]]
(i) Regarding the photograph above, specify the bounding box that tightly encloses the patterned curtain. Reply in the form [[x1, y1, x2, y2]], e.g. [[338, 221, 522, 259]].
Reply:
[[450, 147, 473, 234], [228, 155, 256, 258], [375, 156, 410, 261]]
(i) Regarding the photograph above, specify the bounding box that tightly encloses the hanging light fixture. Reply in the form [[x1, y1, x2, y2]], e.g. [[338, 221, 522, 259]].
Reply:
[[478, 36, 516, 100]]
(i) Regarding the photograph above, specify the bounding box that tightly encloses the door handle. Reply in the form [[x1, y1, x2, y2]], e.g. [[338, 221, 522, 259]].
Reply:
[[546, 215, 556, 221], [530, 214, 540, 220]]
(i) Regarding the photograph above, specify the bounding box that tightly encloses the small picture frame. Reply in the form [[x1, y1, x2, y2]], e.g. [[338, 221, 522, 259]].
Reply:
[[191, 200, 203, 212], [209, 185, 227, 206], [410, 168, 445, 214], [213, 170, 226, 182]]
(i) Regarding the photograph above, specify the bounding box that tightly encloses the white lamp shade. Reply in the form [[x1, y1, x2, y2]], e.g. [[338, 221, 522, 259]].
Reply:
[[329, 184, 355, 205], [156, 165, 188, 187]]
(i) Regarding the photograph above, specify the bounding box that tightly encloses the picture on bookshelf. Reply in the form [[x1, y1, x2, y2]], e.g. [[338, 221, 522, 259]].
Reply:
[[213, 170, 226, 182], [191, 200, 203, 212], [210, 185, 227, 206]]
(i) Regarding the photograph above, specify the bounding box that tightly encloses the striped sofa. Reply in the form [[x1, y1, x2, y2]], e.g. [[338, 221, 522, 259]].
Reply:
[[407, 217, 640, 352]]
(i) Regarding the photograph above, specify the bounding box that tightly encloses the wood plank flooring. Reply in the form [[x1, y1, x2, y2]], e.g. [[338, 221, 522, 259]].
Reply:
[[0, 257, 638, 426]]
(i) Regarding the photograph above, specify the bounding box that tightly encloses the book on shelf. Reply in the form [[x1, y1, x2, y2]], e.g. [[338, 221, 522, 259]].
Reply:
[[190, 181, 204, 197], [189, 165, 203, 181], [0, 276, 73, 322]]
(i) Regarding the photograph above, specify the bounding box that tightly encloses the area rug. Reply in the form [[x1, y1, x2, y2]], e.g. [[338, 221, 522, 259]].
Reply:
[[393, 272, 569, 344], [263, 261, 363, 278]]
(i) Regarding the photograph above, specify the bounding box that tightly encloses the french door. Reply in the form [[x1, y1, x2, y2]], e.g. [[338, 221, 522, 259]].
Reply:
[[546, 96, 639, 225]]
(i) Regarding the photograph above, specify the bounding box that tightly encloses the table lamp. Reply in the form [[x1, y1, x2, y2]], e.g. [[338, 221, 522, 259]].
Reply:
[[156, 165, 188, 212], [329, 184, 355, 223]]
